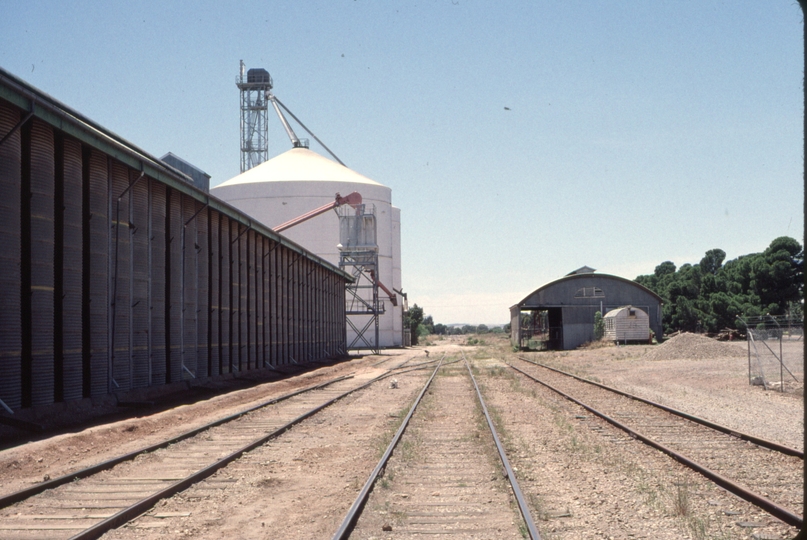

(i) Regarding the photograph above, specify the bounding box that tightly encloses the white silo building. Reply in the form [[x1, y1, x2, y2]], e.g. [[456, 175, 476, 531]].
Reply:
[[212, 147, 403, 348]]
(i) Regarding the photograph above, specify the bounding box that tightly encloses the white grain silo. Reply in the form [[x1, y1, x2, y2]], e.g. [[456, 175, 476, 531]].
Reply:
[[211, 147, 403, 348]]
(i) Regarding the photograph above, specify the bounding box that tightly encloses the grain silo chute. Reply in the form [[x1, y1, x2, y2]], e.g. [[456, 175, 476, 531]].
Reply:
[[267, 192, 398, 354], [336, 201, 398, 353]]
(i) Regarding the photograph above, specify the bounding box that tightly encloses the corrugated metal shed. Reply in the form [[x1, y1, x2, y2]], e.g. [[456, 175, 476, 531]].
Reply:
[[511, 271, 663, 351], [0, 67, 352, 413]]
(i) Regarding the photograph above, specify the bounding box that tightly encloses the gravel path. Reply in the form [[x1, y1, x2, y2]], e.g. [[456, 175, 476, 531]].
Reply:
[[102, 361, 431, 539], [519, 334, 804, 453], [475, 356, 800, 539], [350, 360, 524, 538], [0, 334, 802, 539]]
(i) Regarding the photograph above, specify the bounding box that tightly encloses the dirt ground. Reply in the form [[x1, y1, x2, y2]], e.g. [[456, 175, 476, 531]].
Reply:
[[0, 333, 802, 539], [518, 333, 804, 452]]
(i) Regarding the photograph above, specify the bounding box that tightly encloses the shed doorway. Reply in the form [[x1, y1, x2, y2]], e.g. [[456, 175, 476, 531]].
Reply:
[[519, 308, 564, 350]]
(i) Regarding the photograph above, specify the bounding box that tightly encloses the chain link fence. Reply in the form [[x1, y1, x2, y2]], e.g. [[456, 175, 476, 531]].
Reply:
[[739, 316, 803, 393]]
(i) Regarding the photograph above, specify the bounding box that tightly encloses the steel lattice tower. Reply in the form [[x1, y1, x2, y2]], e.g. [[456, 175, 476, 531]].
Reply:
[[338, 203, 382, 354], [237, 60, 272, 173]]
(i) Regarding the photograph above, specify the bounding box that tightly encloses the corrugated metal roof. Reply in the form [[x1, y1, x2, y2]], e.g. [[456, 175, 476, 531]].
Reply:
[[0, 66, 352, 281], [515, 272, 664, 308]]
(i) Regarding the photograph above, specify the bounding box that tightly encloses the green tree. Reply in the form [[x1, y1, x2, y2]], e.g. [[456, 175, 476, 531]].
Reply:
[[593, 311, 605, 340], [635, 237, 803, 334], [422, 315, 434, 334], [476, 324, 489, 334], [405, 304, 424, 345], [700, 249, 726, 275]]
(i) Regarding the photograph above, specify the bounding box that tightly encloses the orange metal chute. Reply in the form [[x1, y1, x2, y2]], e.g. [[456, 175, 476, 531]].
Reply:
[[272, 192, 362, 233]]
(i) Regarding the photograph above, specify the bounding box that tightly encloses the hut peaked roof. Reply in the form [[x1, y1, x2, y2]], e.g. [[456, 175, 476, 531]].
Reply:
[[567, 266, 596, 275]]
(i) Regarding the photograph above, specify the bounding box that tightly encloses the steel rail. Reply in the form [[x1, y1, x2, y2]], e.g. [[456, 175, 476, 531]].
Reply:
[[508, 362, 803, 529], [463, 354, 541, 540], [69, 370, 395, 540], [332, 354, 446, 540], [515, 356, 803, 458], [0, 374, 353, 509]]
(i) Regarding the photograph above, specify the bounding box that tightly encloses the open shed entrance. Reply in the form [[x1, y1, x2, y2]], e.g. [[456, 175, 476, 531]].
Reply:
[[518, 308, 563, 350]]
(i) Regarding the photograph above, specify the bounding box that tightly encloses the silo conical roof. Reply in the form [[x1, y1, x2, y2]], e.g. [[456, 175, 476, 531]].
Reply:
[[217, 147, 384, 187]]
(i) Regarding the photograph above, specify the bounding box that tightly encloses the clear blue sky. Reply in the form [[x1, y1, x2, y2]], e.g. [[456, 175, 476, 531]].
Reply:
[[2, 1, 803, 325]]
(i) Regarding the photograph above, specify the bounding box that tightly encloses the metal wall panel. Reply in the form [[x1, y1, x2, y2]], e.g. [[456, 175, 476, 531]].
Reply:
[[219, 215, 231, 374], [150, 181, 167, 385], [61, 137, 83, 401], [238, 228, 247, 370], [130, 172, 149, 388], [109, 159, 131, 392], [289, 249, 295, 364], [292, 255, 300, 363], [29, 119, 55, 407], [302, 259, 309, 361], [208, 210, 220, 376], [196, 204, 209, 378], [230, 220, 238, 372], [257, 238, 266, 367], [273, 246, 281, 365], [313, 265, 320, 360], [0, 103, 22, 410], [303, 259, 309, 360], [279, 247, 287, 365], [268, 239, 277, 366], [87, 149, 108, 397], [182, 195, 198, 379], [167, 188, 182, 383], [246, 231, 256, 370], [0, 98, 350, 410]]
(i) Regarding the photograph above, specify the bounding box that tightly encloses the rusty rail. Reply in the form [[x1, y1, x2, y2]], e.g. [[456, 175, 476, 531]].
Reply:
[[332, 354, 445, 539], [508, 362, 803, 529], [516, 356, 803, 458], [464, 353, 541, 539]]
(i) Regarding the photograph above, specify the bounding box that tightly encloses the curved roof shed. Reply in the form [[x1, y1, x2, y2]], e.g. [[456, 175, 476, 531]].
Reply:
[[510, 272, 663, 350]]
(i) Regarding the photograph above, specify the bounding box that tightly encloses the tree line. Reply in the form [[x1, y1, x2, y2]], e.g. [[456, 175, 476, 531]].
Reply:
[[404, 304, 504, 345], [634, 236, 803, 335]]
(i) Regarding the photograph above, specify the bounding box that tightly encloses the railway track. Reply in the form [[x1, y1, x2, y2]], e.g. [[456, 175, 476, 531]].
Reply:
[[336, 353, 540, 539], [0, 358, 430, 540], [509, 356, 803, 529]]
